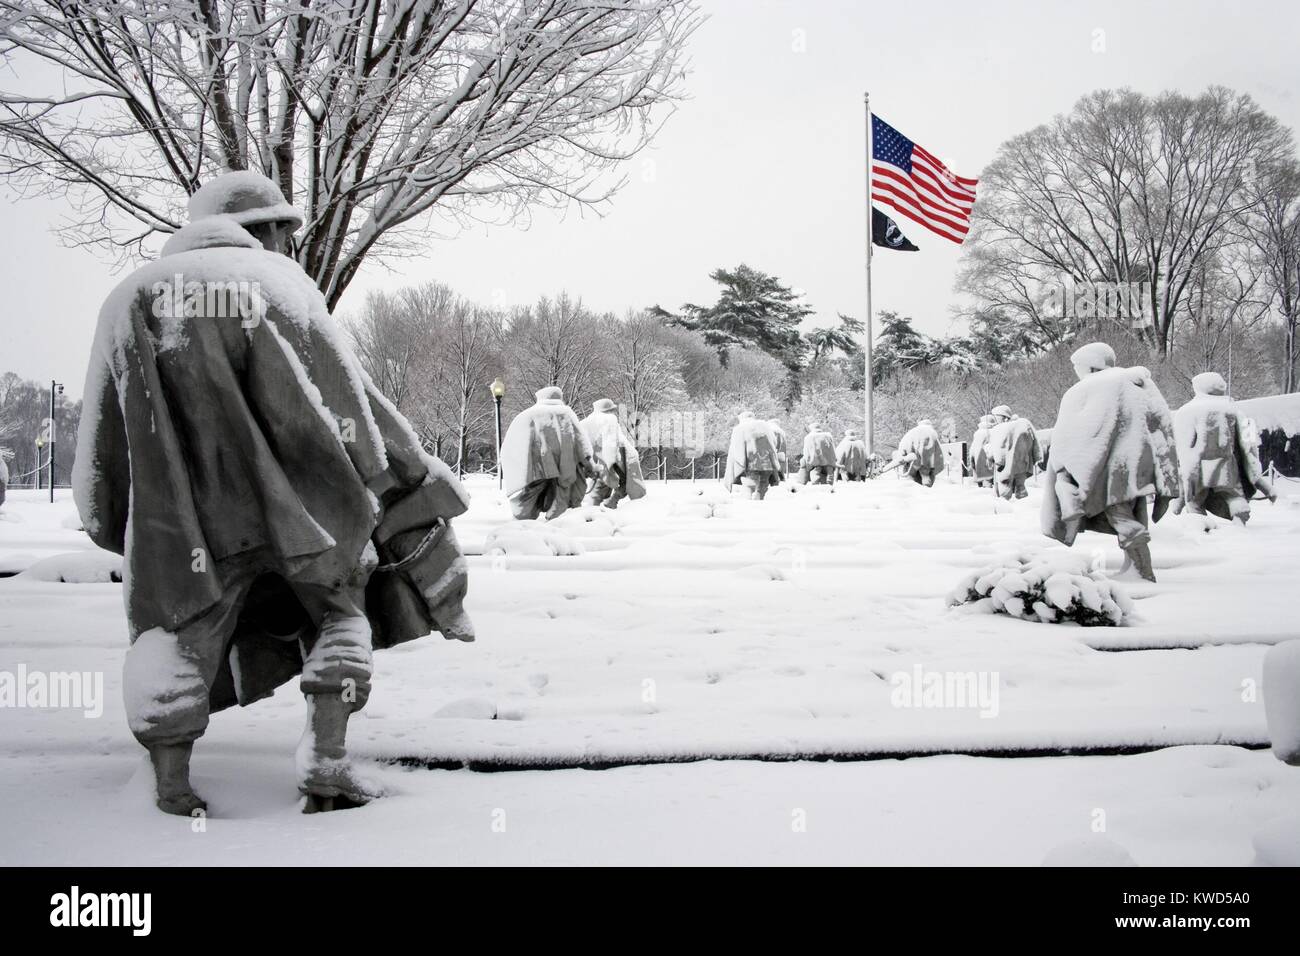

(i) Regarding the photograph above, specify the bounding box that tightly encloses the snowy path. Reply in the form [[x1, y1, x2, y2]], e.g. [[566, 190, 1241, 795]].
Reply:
[[2, 745, 1295, 865], [2, 476, 1299, 863], [2, 477, 1297, 767]]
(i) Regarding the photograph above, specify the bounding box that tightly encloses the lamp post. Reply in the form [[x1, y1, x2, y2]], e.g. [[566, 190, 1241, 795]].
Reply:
[[47, 381, 63, 503], [489, 377, 506, 490]]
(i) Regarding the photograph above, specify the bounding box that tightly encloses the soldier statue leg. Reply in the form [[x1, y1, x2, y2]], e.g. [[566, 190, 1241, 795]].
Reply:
[[293, 580, 375, 812], [1105, 501, 1155, 582], [124, 565, 257, 816], [1222, 491, 1251, 525]]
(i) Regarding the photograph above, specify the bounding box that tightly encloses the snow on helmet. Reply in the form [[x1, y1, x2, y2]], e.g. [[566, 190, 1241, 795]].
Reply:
[[1070, 341, 1117, 372], [188, 170, 305, 232], [592, 398, 617, 413], [1192, 372, 1228, 396], [535, 386, 564, 403]]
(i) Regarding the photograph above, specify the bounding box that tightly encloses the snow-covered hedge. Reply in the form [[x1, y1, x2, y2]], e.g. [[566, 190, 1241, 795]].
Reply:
[[18, 551, 123, 584], [946, 550, 1133, 626], [483, 523, 584, 557]]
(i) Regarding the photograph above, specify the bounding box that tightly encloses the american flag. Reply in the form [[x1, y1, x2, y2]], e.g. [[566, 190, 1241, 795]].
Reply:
[[871, 114, 977, 244]]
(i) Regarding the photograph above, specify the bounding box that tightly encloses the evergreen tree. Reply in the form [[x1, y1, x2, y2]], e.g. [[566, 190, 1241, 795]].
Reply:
[[651, 263, 813, 405]]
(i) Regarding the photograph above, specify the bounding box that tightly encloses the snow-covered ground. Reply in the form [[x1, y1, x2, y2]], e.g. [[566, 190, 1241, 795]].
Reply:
[[3, 473, 1299, 865]]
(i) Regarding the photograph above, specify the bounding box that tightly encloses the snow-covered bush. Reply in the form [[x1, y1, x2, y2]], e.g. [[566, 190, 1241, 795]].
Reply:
[[18, 551, 123, 584], [547, 507, 622, 538], [483, 523, 584, 557], [946, 549, 1133, 626]]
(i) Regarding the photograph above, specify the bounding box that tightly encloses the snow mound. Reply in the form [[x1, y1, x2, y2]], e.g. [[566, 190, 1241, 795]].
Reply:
[[433, 698, 498, 720], [59, 514, 85, 532], [1251, 813, 1300, 866], [735, 563, 787, 581], [1041, 837, 1138, 867], [18, 551, 123, 583], [668, 499, 729, 519], [1236, 393, 1300, 436], [1263, 640, 1300, 765], [947, 548, 1133, 626], [546, 507, 622, 538], [483, 523, 584, 557]]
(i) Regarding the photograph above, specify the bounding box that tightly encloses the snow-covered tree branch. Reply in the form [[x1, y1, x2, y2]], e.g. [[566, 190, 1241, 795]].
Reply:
[[0, 0, 702, 307]]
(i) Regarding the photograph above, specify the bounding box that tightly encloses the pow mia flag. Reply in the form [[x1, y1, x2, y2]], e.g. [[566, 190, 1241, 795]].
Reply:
[[872, 205, 919, 252]]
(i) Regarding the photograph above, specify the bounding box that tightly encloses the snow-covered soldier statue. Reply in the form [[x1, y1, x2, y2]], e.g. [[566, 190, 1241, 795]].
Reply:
[[1173, 371, 1276, 524], [1035, 428, 1053, 471], [1040, 342, 1180, 582], [74, 171, 474, 816], [898, 419, 943, 486], [800, 422, 837, 485], [581, 398, 646, 510], [768, 420, 789, 473], [725, 411, 782, 500], [970, 414, 996, 487], [501, 386, 600, 520], [987, 406, 1041, 501], [835, 429, 869, 481]]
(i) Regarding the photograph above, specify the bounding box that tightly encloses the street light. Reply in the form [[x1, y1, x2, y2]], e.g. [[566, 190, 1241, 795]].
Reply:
[[489, 377, 506, 490], [35, 435, 45, 493]]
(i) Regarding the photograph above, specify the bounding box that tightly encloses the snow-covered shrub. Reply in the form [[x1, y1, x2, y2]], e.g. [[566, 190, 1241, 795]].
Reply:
[[18, 551, 123, 583], [483, 523, 583, 557], [547, 507, 622, 538], [946, 549, 1133, 626], [668, 499, 729, 519]]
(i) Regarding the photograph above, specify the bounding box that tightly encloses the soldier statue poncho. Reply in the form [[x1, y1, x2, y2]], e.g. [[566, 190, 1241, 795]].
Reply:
[[73, 171, 474, 815], [1040, 342, 1180, 582], [1173, 371, 1276, 524], [897, 419, 944, 486], [835, 430, 869, 481], [581, 398, 646, 510], [987, 405, 1041, 501], [799, 422, 837, 485], [725, 412, 783, 500], [501, 386, 600, 520], [970, 415, 995, 488]]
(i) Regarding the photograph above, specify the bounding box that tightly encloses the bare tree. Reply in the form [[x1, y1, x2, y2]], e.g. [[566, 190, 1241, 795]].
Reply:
[[959, 87, 1294, 355], [430, 299, 498, 474], [1171, 244, 1273, 392], [0, 0, 701, 307], [502, 291, 609, 410], [1247, 160, 1300, 392], [349, 286, 444, 412], [605, 310, 685, 416]]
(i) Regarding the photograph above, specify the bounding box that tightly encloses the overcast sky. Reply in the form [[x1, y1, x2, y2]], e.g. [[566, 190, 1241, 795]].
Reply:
[[3, 0, 1300, 399]]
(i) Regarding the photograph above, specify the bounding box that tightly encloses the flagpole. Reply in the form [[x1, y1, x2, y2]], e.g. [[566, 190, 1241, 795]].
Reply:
[[863, 92, 875, 457]]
